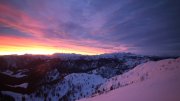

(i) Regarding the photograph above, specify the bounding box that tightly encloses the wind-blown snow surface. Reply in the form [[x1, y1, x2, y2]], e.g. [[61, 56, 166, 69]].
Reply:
[[79, 58, 180, 101]]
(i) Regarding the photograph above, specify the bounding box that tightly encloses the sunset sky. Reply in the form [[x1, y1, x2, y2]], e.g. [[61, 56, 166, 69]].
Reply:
[[0, 0, 180, 56]]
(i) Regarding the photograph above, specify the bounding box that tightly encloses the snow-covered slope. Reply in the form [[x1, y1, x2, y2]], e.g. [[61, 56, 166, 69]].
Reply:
[[79, 58, 180, 101]]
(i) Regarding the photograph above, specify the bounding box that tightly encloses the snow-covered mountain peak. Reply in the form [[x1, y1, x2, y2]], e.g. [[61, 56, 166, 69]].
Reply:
[[96, 58, 180, 92]]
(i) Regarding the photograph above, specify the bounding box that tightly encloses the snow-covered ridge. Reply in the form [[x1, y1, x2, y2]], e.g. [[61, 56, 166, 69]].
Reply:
[[96, 58, 180, 93], [79, 58, 180, 101]]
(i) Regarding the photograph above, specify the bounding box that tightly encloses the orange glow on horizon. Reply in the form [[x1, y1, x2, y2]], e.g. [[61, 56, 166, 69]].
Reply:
[[0, 45, 98, 55], [0, 36, 109, 56]]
